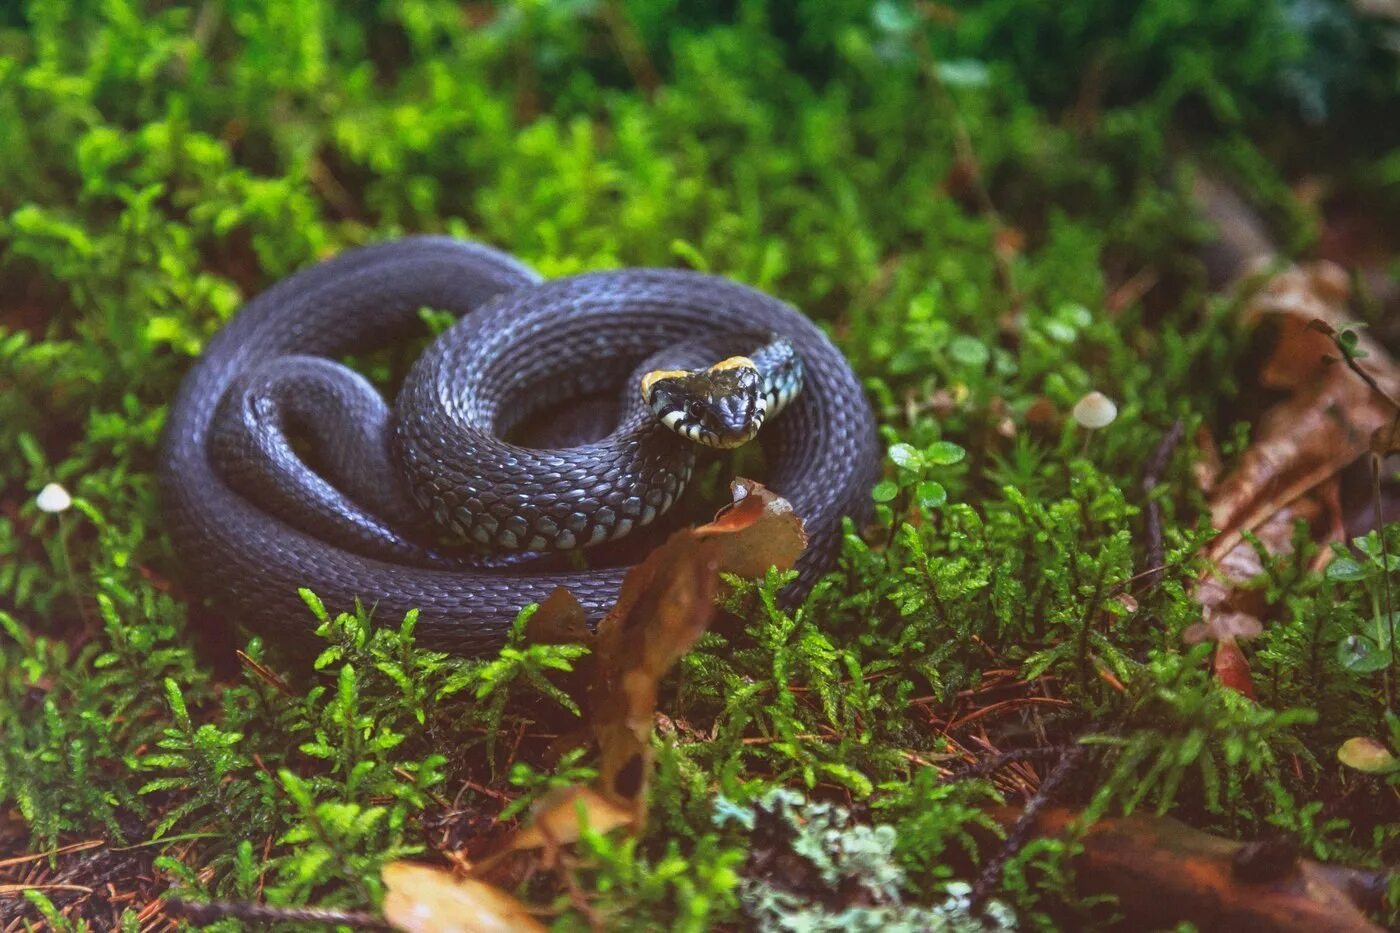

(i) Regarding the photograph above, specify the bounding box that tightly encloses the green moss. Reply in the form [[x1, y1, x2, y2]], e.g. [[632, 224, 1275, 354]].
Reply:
[[2, 0, 1399, 927]]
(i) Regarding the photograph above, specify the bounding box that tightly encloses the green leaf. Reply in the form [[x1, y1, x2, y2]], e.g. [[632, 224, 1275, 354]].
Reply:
[[916, 481, 947, 510], [934, 59, 990, 88], [1042, 319, 1078, 344], [1336, 635, 1390, 673], [871, 480, 899, 503], [1325, 558, 1368, 582], [1057, 303, 1093, 328], [138, 777, 192, 794], [948, 335, 989, 367], [313, 645, 343, 670], [163, 679, 190, 728], [888, 443, 924, 471], [299, 588, 330, 623], [924, 442, 966, 466]]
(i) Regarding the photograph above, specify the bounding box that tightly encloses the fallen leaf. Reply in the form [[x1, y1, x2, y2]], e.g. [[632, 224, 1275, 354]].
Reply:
[[1183, 612, 1262, 645], [1187, 191, 1400, 694], [589, 478, 806, 819], [1191, 425, 1223, 495], [1211, 639, 1257, 699], [506, 786, 635, 853], [481, 478, 807, 874], [527, 587, 594, 646], [994, 806, 1388, 932], [1194, 179, 1398, 561], [696, 479, 808, 577], [1371, 419, 1400, 457], [382, 861, 546, 933], [1337, 736, 1400, 774]]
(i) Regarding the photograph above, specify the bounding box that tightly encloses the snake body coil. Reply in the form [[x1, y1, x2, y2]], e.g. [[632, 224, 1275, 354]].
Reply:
[[161, 237, 879, 655]]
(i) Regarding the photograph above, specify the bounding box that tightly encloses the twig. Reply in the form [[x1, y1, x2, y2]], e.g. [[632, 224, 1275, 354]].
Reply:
[[596, 1, 658, 99], [1141, 419, 1186, 591], [0, 884, 94, 896], [1323, 332, 1400, 413], [936, 696, 1073, 733], [942, 746, 1071, 783], [0, 841, 103, 870], [969, 740, 1090, 912], [164, 897, 391, 929]]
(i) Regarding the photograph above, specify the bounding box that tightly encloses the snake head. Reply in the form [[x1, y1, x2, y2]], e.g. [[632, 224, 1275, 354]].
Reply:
[[641, 356, 767, 449]]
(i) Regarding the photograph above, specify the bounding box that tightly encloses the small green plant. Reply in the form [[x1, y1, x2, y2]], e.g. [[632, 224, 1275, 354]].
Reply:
[[873, 438, 968, 522], [1326, 532, 1399, 678]]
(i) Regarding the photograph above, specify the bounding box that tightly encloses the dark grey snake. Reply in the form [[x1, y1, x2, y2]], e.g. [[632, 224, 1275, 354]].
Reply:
[[160, 237, 879, 655]]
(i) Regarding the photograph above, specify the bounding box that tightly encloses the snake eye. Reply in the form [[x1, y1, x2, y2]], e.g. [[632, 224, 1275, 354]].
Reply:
[[687, 401, 705, 421]]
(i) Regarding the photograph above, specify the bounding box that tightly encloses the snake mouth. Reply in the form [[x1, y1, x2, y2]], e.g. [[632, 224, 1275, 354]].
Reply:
[[642, 358, 767, 448]]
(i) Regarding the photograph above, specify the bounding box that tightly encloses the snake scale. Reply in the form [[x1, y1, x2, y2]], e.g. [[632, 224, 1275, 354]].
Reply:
[[160, 237, 879, 655]]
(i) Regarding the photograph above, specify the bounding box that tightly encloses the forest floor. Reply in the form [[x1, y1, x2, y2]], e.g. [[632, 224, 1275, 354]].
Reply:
[[2, 2, 1400, 930]]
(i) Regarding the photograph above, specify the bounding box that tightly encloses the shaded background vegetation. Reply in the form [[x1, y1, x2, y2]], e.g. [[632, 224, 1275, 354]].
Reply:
[[2, 0, 1398, 928]]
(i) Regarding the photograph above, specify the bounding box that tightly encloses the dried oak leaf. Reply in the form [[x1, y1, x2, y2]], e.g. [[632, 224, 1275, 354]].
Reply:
[[519, 478, 806, 830], [1208, 262, 1398, 560], [1195, 262, 1397, 693], [590, 478, 806, 820], [382, 861, 546, 933]]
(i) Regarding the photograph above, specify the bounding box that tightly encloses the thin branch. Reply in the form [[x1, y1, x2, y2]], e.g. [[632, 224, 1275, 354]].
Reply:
[[969, 740, 1090, 912], [1141, 419, 1186, 591], [164, 897, 391, 930]]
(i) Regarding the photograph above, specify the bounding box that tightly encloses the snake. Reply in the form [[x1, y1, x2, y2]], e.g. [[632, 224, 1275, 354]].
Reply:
[[160, 237, 880, 655]]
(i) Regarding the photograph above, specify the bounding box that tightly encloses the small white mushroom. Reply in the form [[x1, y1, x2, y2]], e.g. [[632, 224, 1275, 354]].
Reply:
[[1072, 391, 1118, 430], [36, 482, 73, 514]]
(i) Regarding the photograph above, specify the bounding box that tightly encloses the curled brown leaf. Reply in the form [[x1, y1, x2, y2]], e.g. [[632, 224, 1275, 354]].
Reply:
[[589, 479, 806, 819], [1192, 260, 1399, 694], [382, 861, 546, 933], [996, 806, 1387, 932]]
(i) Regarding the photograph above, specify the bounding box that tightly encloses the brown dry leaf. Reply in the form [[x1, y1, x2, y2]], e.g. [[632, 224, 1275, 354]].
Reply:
[[1207, 262, 1399, 562], [489, 478, 804, 875], [997, 806, 1386, 932], [1372, 419, 1400, 457], [1193, 261, 1398, 693], [590, 478, 806, 818], [382, 861, 546, 933], [527, 586, 594, 646], [1194, 482, 1338, 697], [697, 479, 807, 577], [506, 786, 634, 854], [1211, 639, 1258, 699]]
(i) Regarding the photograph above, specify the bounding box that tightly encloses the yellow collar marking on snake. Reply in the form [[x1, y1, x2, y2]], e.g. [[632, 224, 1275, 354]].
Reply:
[[640, 368, 689, 401], [709, 355, 757, 372]]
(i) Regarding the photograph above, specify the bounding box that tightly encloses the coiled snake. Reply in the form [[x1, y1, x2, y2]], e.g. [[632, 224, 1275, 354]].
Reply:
[[160, 237, 879, 655]]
